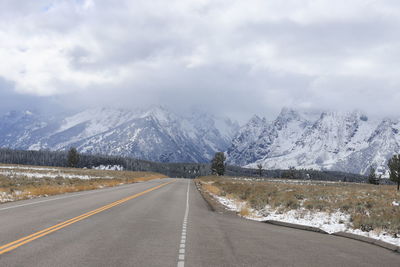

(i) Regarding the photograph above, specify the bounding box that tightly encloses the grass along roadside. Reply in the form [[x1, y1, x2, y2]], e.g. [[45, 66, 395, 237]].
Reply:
[[0, 164, 167, 203], [196, 175, 400, 246]]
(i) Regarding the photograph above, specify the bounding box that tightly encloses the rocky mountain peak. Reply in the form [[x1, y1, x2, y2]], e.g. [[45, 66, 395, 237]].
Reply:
[[227, 108, 400, 175]]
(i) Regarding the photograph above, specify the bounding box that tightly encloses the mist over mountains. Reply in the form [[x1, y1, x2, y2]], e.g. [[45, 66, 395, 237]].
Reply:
[[1, 106, 399, 175]]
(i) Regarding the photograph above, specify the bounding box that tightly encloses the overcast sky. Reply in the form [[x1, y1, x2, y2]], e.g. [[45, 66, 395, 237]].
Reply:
[[1, 0, 400, 121]]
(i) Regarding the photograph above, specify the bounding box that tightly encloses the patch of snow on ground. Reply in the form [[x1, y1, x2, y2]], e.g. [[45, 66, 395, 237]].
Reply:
[[0, 191, 15, 203], [0, 190, 25, 203], [93, 165, 124, 171], [213, 195, 246, 212], [255, 208, 349, 234]]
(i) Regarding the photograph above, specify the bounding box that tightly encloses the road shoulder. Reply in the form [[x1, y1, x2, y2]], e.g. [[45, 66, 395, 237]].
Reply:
[[195, 180, 400, 254]]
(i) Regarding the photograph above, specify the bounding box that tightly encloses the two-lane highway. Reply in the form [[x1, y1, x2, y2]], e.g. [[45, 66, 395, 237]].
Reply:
[[0, 178, 399, 266]]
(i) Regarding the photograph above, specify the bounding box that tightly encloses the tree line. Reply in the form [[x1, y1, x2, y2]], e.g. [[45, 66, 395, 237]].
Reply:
[[0, 148, 210, 178], [3, 147, 398, 187], [209, 151, 400, 189]]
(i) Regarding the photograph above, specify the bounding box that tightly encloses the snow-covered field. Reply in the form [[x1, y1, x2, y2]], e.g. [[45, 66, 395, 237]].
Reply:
[[0, 166, 56, 171], [0, 170, 111, 180], [0, 165, 113, 180]]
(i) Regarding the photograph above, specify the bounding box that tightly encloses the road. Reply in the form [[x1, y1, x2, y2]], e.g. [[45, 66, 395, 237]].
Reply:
[[0, 178, 399, 266]]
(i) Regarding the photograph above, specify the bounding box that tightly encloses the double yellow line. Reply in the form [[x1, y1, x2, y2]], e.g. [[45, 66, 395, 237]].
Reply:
[[0, 180, 174, 255]]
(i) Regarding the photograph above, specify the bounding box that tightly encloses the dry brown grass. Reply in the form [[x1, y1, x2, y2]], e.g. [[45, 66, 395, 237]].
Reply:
[[239, 206, 251, 217], [196, 176, 400, 236], [202, 183, 221, 195], [0, 164, 167, 202]]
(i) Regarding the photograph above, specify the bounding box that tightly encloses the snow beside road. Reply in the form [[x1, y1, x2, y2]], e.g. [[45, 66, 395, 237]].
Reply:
[[0, 191, 15, 203], [212, 194, 400, 247], [0, 190, 24, 203]]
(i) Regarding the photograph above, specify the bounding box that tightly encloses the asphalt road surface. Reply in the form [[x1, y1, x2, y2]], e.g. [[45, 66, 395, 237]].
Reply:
[[0, 178, 399, 266]]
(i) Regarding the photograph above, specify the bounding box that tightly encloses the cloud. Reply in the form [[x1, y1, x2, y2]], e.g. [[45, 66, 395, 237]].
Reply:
[[1, 0, 400, 121], [0, 76, 58, 114]]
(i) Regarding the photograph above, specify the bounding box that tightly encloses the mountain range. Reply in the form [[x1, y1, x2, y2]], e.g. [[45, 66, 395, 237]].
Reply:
[[0, 107, 239, 163], [1, 106, 399, 175], [227, 108, 399, 176]]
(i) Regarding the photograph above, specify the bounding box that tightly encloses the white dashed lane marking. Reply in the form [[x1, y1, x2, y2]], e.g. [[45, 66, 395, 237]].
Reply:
[[177, 179, 190, 267]]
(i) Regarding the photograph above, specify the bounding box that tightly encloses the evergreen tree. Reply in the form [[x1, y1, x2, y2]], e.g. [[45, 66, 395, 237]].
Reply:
[[67, 147, 80, 168], [257, 163, 263, 177], [211, 152, 225, 176], [388, 155, 400, 191], [282, 167, 296, 179], [368, 167, 379, 185]]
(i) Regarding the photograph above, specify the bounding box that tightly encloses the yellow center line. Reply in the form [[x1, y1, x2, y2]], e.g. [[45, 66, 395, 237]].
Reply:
[[0, 180, 175, 255]]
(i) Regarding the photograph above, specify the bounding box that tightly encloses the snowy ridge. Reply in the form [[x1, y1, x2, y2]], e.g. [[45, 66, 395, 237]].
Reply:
[[227, 108, 400, 175]]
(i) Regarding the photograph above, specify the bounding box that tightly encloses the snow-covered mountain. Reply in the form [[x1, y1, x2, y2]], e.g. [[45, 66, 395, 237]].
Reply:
[[226, 108, 315, 166], [226, 108, 399, 175], [0, 107, 239, 163], [225, 115, 268, 166], [2, 106, 400, 175]]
